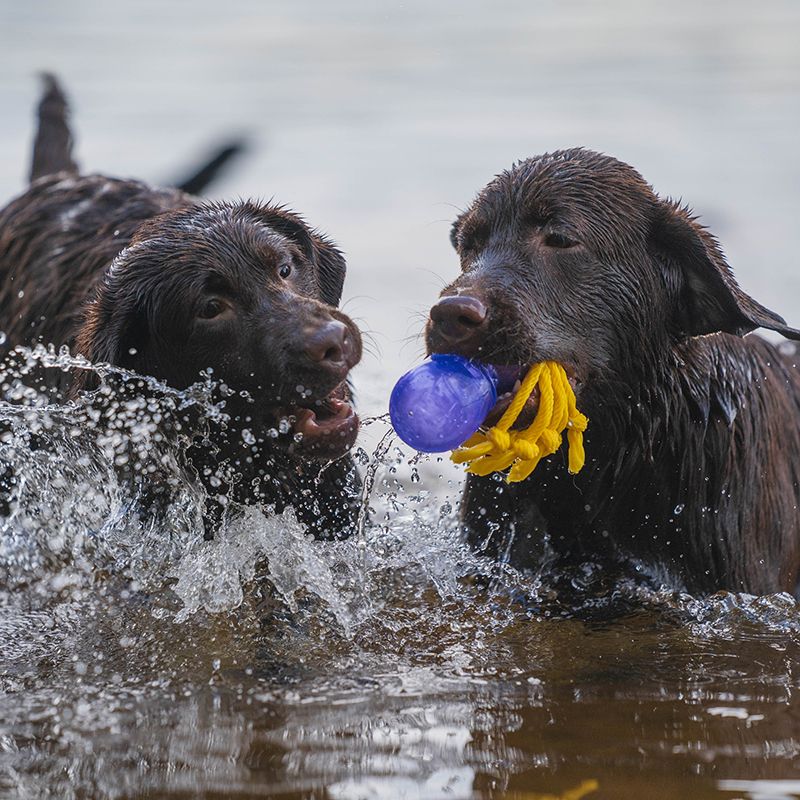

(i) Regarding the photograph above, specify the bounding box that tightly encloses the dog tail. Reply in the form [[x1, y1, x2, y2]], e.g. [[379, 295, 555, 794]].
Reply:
[[173, 139, 248, 195], [29, 73, 79, 183]]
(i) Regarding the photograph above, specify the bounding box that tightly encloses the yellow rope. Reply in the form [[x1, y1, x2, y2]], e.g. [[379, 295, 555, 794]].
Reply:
[[451, 361, 588, 482], [510, 779, 599, 800]]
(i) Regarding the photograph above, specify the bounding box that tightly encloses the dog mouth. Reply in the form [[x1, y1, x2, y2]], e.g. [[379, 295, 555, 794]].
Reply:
[[281, 383, 359, 460], [482, 363, 580, 431]]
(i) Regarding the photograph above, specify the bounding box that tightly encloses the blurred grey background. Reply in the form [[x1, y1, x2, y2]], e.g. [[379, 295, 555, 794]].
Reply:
[[1, 0, 799, 418]]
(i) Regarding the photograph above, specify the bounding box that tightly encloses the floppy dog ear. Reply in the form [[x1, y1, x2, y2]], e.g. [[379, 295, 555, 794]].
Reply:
[[310, 235, 346, 307], [73, 275, 143, 390], [78, 302, 131, 365], [450, 213, 466, 250], [260, 207, 346, 306], [651, 200, 800, 341]]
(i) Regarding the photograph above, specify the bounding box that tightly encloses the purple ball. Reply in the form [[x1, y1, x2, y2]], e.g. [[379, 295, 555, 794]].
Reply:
[[389, 354, 498, 452]]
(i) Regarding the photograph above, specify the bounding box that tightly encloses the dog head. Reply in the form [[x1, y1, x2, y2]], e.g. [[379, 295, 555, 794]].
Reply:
[[427, 148, 799, 399], [76, 200, 362, 459]]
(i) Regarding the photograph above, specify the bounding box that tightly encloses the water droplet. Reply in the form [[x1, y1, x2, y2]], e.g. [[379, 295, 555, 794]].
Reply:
[[354, 447, 370, 466], [674, 503, 685, 515]]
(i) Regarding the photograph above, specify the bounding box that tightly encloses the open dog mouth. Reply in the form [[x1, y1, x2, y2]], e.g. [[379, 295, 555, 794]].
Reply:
[[283, 382, 359, 460], [482, 363, 580, 431]]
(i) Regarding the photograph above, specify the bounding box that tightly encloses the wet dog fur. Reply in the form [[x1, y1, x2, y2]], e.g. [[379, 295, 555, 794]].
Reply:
[[426, 148, 800, 596], [0, 76, 362, 539]]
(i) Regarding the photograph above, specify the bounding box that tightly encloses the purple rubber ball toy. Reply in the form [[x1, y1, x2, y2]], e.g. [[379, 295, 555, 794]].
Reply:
[[389, 354, 498, 452]]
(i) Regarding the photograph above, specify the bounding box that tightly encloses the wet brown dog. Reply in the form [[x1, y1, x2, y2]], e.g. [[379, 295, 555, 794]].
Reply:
[[426, 148, 800, 596], [0, 76, 362, 538]]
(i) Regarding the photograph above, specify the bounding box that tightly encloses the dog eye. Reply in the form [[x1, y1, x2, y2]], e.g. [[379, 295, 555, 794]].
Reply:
[[544, 231, 578, 249], [197, 298, 227, 319], [279, 263, 293, 279]]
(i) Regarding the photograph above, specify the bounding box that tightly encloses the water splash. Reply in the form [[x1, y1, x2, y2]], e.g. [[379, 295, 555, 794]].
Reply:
[[5, 342, 800, 800], [0, 344, 516, 639], [0, 344, 219, 593], [3, 339, 800, 655], [170, 505, 355, 629]]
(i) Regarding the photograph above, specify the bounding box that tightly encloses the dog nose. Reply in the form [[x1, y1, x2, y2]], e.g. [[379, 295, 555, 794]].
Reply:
[[429, 295, 488, 345], [304, 320, 354, 371]]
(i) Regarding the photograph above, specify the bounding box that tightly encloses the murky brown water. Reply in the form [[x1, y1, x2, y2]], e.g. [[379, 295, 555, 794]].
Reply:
[[2, 2, 800, 798], [5, 550, 800, 800]]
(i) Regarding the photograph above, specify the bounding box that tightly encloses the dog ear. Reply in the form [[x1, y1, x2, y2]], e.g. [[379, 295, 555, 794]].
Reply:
[[652, 200, 800, 341], [450, 213, 466, 250], [73, 308, 118, 391], [259, 207, 346, 306], [73, 272, 142, 390], [309, 234, 346, 307]]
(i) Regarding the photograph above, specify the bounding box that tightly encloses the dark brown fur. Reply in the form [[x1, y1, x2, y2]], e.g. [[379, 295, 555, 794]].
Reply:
[[426, 148, 800, 596], [0, 78, 362, 539]]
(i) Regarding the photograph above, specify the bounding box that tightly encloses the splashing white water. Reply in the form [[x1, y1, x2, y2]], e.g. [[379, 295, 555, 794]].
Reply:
[[3, 339, 798, 649], [0, 343, 505, 635], [170, 505, 357, 628]]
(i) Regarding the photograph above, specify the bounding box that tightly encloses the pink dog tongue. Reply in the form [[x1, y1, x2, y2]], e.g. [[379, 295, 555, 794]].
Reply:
[[294, 399, 353, 433], [292, 399, 359, 459]]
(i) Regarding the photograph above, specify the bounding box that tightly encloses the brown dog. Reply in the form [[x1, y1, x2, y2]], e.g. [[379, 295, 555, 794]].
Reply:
[[0, 76, 362, 539], [426, 148, 800, 596]]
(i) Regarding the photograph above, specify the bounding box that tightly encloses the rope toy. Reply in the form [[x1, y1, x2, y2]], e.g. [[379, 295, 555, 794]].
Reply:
[[526, 780, 599, 800], [451, 361, 588, 483]]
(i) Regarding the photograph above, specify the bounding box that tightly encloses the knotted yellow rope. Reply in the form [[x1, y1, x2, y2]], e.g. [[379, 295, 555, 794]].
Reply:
[[525, 779, 599, 800], [451, 361, 588, 483]]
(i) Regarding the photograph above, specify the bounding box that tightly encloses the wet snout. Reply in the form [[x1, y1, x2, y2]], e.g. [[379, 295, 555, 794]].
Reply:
[[291, 311, 363, 460], [427, 294, 488, 357], [303, 319, 358, 379]]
